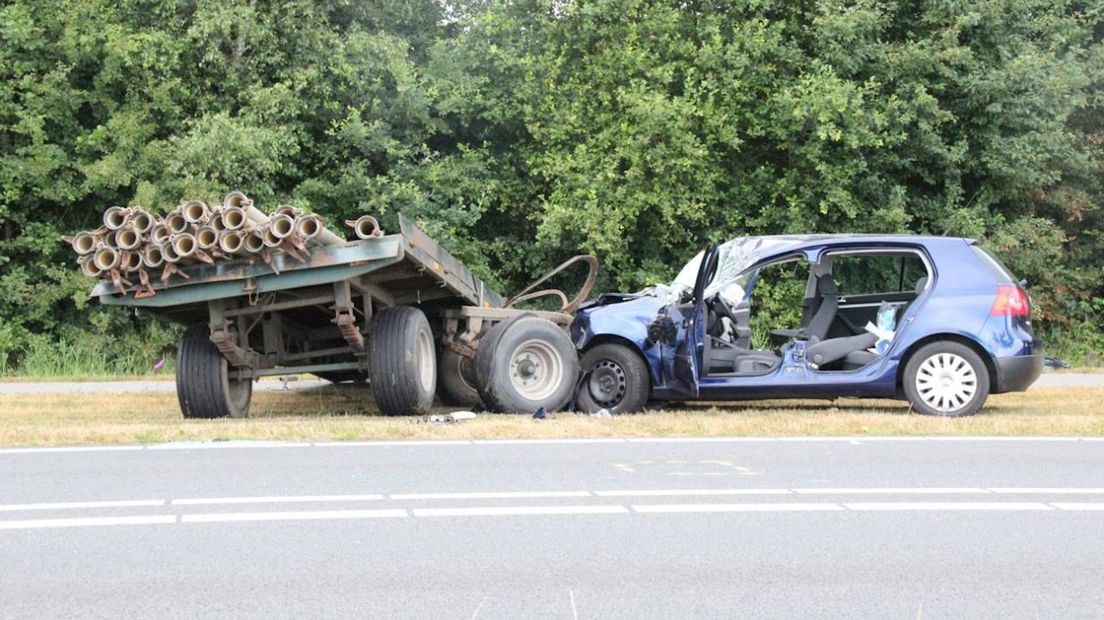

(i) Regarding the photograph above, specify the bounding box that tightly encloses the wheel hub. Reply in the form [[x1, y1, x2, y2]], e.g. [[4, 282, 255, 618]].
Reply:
[[588, 360, 627, 407]]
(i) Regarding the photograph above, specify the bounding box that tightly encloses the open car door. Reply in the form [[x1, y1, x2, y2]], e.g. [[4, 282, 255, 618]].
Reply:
[[658, 245, 718, 397]]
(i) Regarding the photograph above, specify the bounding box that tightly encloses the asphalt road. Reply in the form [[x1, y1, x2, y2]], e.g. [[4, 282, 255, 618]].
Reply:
[[1, 437, 1103, 619]]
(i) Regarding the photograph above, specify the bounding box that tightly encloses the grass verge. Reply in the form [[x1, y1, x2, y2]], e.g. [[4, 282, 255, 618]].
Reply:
[[0, 386, 1101, 446]]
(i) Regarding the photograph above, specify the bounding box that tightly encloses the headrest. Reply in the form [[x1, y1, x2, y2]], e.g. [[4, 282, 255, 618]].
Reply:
[[915, 276, 928, 294], [817, 275, 838, 296]]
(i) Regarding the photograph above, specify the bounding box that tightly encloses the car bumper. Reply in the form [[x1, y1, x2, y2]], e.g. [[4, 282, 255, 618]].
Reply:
[[993, 354, 1043, 393]]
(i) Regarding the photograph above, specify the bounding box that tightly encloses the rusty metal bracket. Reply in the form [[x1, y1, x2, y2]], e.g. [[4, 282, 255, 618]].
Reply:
[[505, 254, 599, 314]]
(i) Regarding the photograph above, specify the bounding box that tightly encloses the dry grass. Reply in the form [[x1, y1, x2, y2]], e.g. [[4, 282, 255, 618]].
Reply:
[[0, 385, 1101, 446]]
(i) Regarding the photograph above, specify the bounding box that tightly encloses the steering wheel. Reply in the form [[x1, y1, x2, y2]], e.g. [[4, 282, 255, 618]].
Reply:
[[712, 293, 740, 325]]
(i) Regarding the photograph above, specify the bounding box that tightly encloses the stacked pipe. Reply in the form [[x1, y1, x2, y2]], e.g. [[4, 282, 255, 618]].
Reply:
[[63, 191, 371, 294]]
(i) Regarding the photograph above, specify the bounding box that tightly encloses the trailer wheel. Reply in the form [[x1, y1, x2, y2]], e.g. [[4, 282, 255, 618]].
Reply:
[[475, 317, 578, 413], [176, 324, 253, 419], [437, 348, 480, 408], [368, 306, 436, 415]]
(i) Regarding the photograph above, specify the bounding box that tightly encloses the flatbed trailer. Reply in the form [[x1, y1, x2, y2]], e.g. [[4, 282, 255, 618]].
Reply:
[[92, 215, 590, 418]]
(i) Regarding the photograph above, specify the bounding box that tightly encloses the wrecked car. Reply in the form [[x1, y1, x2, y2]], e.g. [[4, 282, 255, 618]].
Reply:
[[571, 235, 1043, 417]]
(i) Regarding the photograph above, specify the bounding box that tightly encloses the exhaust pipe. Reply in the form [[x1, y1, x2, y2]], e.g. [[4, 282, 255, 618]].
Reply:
[[218, 230, 245, 255], [345, 215, 383, 239], [93, 246, 121, 271], [70, 231, 100, 255], [78, 255, 102, 278], [142, 244, 165, 269], [165, 209, 190, 235], [181, 200, 209, 225], [296, 214, 344, 246], [127, 209, 154, 234], [103, 206, 130, 230], [195, 226, 219, 250], [115, 227, 142, 251]]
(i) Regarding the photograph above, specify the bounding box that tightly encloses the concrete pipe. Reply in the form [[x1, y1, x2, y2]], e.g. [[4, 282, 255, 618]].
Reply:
[[78, 255, 102, 279], [120, 251, 143, 272], [218, 230, 245, 255], [127, 209, 154, 234], [171, 233, 197, 260], [160, 241, 180, 264], [296, 214, 344, 246], [71, 231, 99, 255], [221, 206, 246, 231], [142, 244, 165, 269], [264, 214, 295, 247], [165, 210, 190, 235], [93, 247, 121, 271], [181, 200, 210, 225], [150, 223, 171, 246], [115, 227, 142, 251], [243, 230, 266, 254], [274, 205, 302, 218], [103, 206, 131, 230], [195, 226, 219, 250], [346, 215, 383, 240]]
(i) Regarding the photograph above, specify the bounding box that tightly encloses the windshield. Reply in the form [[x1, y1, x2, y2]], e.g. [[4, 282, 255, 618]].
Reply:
[[670, 237, 806, 300]]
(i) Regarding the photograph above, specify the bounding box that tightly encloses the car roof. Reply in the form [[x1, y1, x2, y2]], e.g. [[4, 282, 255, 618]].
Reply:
[[725, 234, 975, 254]]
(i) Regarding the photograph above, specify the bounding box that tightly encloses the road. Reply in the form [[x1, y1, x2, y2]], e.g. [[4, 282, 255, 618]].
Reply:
[[1, 438, 1103, 618]]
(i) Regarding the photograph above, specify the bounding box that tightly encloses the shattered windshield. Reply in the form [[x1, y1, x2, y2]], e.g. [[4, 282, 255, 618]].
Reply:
[[671, 237, 806, 300]]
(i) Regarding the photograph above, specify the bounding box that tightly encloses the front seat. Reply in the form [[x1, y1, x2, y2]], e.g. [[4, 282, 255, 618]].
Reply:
[[803, 275, 839, 343]]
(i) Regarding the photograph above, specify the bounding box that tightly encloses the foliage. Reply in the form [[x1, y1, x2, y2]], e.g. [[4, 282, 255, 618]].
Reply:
[[0, 0, 1101, 371]]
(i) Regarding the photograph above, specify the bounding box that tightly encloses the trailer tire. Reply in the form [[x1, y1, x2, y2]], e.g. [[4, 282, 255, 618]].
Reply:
[[368, 306, 436, 416], [475, 317, 578, 413], [176, 323, 253, 419], [437, 348, 480, 408]]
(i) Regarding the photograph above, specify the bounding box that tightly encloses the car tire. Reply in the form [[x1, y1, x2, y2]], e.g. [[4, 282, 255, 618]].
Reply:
[[476, 317, 578, 413], [437, 347, 480, 408], [576, 344, 650, 414], [903, 341, 990, 417], [176, 323, 252, 419], [367, 306, 436, 416]]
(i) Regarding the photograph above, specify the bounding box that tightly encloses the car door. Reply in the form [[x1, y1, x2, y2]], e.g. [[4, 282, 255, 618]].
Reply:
[[658, 246, 717, 396], [828, 251, 929, 338]]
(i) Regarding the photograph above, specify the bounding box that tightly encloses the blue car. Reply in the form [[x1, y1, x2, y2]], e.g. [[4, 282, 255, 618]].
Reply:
[[570, 235, 1043, 417]]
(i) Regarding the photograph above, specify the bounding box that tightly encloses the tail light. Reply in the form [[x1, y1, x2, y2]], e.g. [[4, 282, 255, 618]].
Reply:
[[991, 284, 1030, 317]]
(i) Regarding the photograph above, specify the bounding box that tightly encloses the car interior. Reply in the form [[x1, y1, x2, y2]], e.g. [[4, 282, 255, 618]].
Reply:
[[702, 250, 931, 376]]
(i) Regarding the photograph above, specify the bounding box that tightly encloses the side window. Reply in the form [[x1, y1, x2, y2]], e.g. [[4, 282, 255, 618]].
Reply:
[[832, 253, 927, 296]]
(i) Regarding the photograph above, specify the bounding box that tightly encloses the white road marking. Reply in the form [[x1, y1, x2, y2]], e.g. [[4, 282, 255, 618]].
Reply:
[[181, 509, 407, 523], [569, 588, 578, 620], [171, 494, 383, 506], [844, 502, 1053, 511], [413, 505, 628, 517], [1049, 503, 1104, 511], [390, 491, 591, 500], [594, 489, 790, 497], [0, 499, 165, 512], [3, 436, 1103, 455], [633, 503, 844, 513], [793, 487, 989, 495], [0, 515, 175, 530], [989, 488, 1104, 494]]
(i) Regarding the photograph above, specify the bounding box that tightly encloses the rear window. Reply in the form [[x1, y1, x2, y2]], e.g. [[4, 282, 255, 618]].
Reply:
[[970, 245, 1017, 283]]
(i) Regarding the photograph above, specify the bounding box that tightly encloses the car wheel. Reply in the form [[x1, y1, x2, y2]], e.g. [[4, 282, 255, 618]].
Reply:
[[903, 341, 990, 417], [576, 344, 650, 414]]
